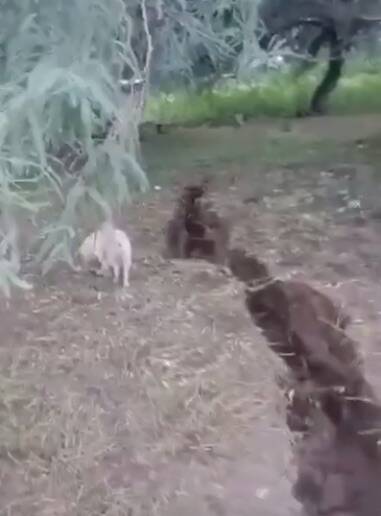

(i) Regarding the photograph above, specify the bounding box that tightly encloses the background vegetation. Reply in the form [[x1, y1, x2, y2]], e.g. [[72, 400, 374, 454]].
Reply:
[[147, 57, 381, 125]]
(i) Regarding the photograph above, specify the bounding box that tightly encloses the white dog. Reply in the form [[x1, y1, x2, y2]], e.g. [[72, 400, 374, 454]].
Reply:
[[78, 222, 132, 287]]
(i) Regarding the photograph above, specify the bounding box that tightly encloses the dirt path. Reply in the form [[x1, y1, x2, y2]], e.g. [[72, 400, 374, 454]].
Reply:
[[2, 115, 381, 516]]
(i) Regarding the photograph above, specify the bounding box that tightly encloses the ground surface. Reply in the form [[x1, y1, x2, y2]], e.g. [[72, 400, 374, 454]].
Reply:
[[2, 114, 381, 516]]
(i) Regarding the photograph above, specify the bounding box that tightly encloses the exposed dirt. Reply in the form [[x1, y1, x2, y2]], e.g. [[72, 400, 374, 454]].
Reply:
[[240, 245, 381, 515], [164, 182, 230, 263], [2, 115, 381, 515]]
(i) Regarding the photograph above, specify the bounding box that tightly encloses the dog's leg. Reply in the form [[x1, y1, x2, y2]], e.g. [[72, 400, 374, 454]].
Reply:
[[121, 259, 130, 287], [112, 263, 121, 284]]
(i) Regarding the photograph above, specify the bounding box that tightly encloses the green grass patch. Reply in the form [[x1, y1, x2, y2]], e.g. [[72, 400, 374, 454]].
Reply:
[[330, 73, 381, 114], [145, 59, 381, 126], [146, 71, 314, 125]]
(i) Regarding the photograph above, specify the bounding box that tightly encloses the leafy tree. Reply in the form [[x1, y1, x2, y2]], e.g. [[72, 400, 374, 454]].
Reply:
[[257, 0, 381, 114]]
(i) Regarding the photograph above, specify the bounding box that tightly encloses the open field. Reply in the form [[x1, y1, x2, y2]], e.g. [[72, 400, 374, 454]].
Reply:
[[2, 115, 381, 515]]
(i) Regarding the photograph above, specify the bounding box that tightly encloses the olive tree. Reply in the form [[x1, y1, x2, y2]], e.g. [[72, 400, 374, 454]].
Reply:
[[257, 0, 381, 114]]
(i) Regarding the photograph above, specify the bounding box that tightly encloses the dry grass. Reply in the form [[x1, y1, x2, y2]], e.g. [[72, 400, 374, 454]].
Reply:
[[3, 118, 381, 515], [0, 189, 296, 516]]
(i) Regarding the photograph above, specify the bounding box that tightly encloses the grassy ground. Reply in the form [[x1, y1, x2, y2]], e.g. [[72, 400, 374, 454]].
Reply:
[[145, 59, 381, 126], [2, 115, 381, 515]]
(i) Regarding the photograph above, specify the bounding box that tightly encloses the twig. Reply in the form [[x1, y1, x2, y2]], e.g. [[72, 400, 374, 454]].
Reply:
[[139, 0, 154, 116]]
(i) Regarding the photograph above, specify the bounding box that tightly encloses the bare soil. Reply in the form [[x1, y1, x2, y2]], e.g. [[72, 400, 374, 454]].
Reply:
[[2, 115, 381, 516]]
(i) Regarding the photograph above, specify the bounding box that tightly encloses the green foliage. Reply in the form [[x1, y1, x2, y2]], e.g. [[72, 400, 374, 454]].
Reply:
[[146, 59, 381, 125], [146, 70, 314, 124], [145, 0, 262, 89], [0, 0, 149, 295]]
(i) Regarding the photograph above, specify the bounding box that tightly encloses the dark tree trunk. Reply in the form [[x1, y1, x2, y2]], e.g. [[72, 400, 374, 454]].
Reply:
[[310, 28, 344, 114], [294, 28, 330, 77], [258, 21, 346, 116]]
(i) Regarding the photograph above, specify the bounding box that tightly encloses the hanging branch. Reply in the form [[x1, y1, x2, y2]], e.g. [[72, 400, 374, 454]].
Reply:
[[139, 0, 154, 117]]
